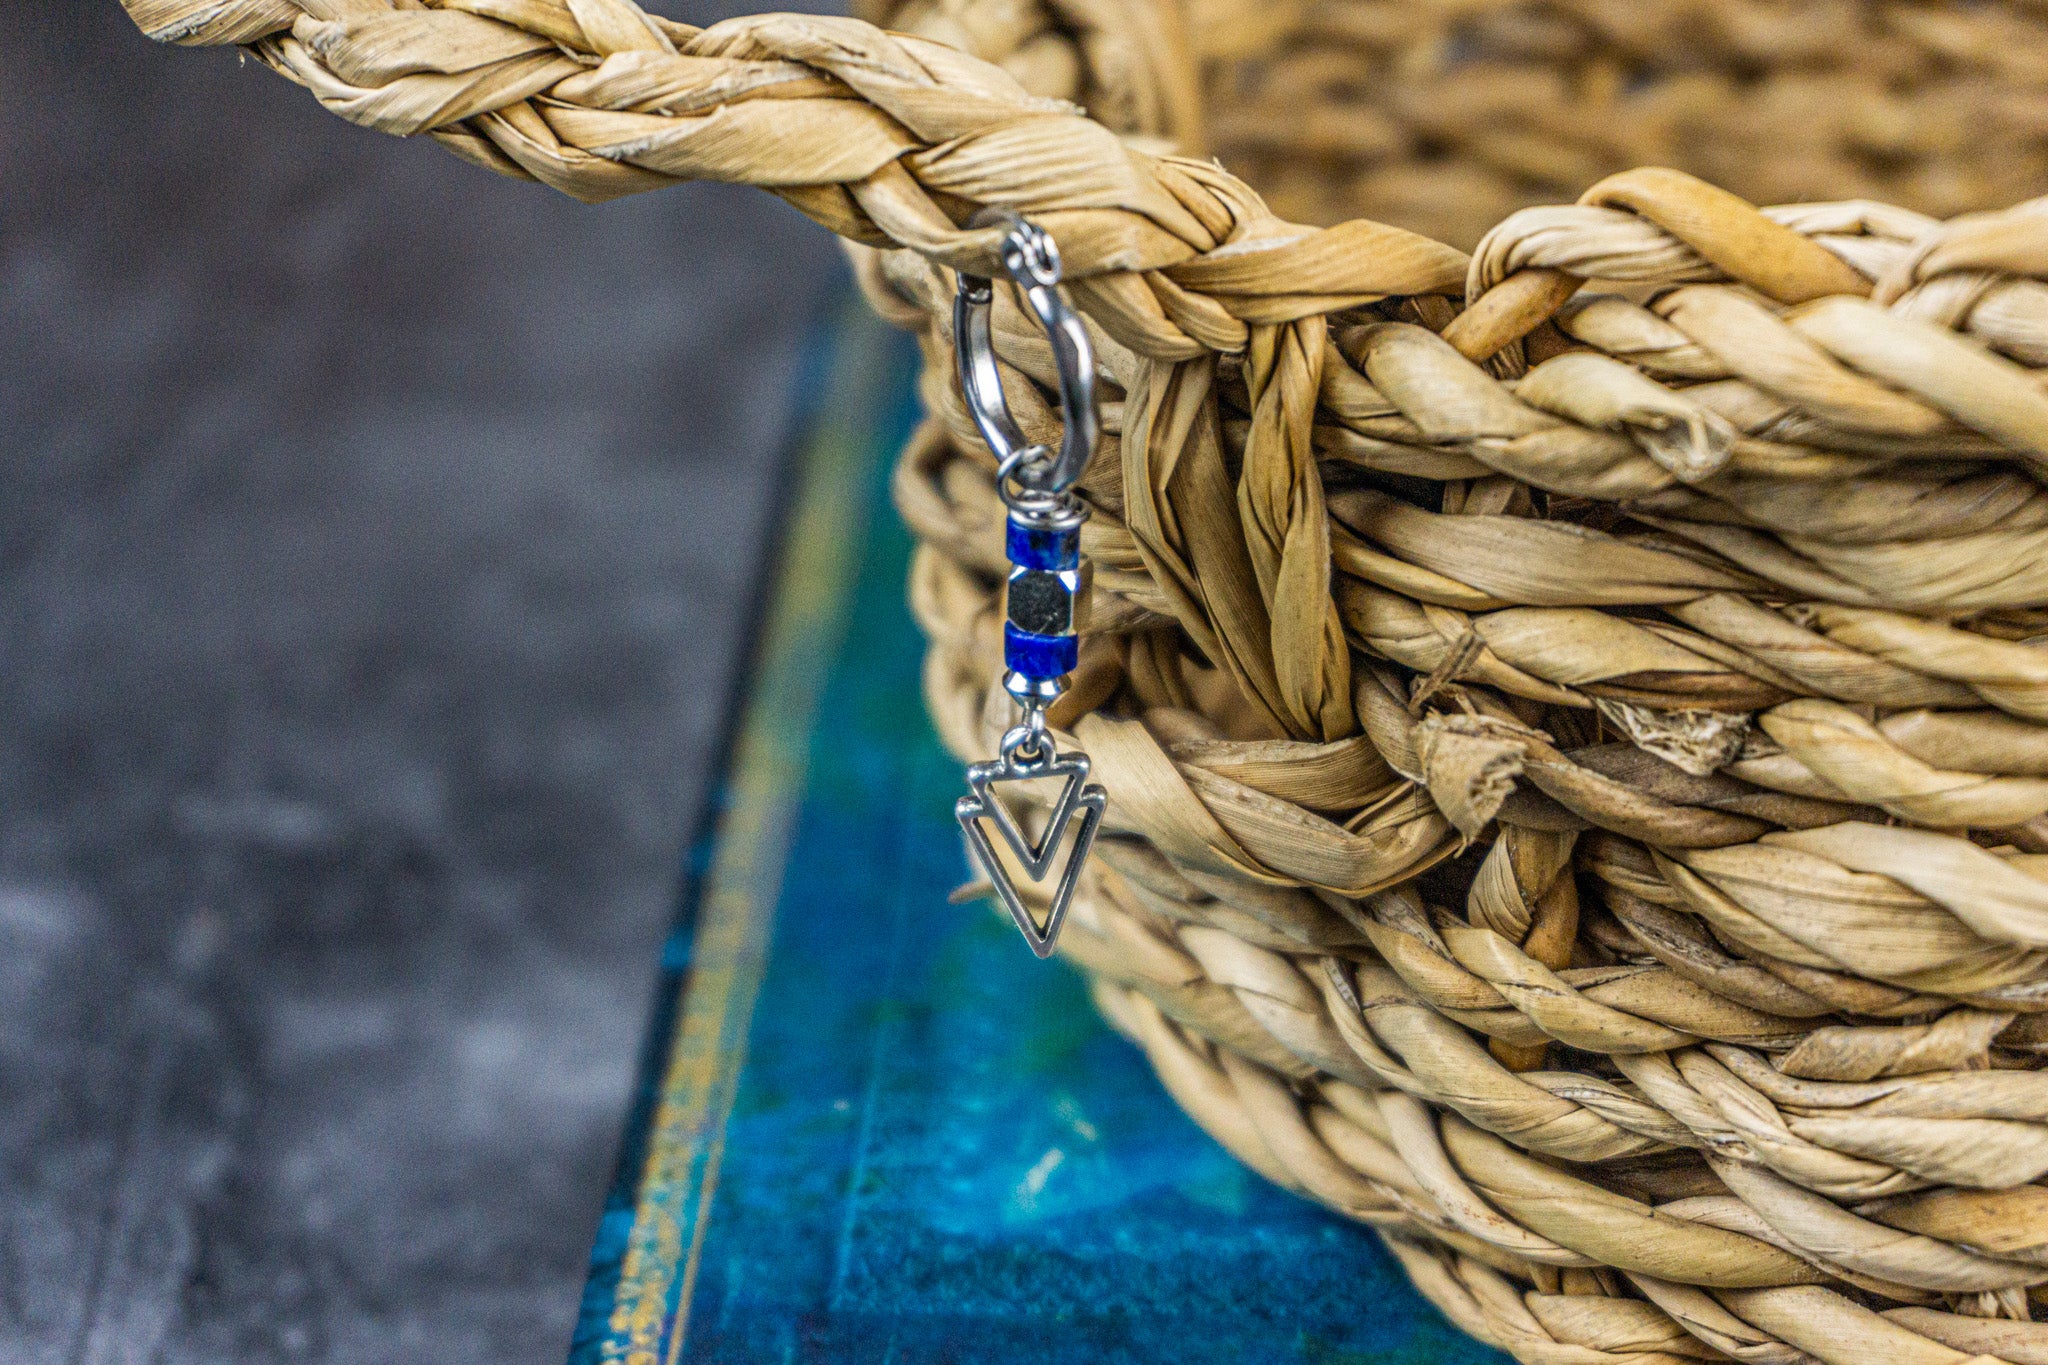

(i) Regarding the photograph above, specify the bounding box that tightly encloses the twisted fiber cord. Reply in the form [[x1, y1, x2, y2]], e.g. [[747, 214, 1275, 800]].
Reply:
[[852, 0, 1205, 151], [130, 0, 1457, 741], [1186, 0, 2048, 248], [851, 0, 2048, 247], [122, 2, 2048, 1361], [126, 0, 1464, 348]]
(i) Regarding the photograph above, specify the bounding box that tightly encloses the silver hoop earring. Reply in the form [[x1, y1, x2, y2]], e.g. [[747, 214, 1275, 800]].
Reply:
[[951, 210, 1107, 959]]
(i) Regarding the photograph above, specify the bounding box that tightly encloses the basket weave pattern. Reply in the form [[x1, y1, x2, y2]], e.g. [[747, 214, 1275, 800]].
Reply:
[[128, 2, 2048, 1360]]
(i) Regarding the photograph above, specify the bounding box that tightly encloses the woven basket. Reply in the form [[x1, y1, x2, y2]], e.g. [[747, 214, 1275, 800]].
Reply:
[[128, 2, 2048, 1360]]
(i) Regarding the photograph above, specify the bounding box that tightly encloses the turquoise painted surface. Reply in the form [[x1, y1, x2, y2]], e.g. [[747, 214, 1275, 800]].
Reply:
[[576, 308, 1514, 1365]]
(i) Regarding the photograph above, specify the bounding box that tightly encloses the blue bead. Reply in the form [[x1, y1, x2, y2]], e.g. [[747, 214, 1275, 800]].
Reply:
[[1006, 518, 1080, 571], [1005, 623, 1078, 679]]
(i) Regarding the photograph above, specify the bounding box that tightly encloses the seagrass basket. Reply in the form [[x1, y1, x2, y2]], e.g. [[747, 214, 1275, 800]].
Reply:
[[127, 1, 2048, 1359]]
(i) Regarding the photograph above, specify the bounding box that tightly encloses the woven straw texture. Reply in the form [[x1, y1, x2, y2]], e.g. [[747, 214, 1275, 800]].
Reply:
[[123, 2, 2048, 1360]]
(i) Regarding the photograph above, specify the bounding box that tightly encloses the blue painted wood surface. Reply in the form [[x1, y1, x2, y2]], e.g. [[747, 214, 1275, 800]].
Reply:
[[572, 304, 1514, 1365]]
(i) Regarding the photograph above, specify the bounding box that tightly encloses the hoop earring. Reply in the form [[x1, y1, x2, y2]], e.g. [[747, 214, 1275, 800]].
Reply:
[[951, 209, 1107, 959]]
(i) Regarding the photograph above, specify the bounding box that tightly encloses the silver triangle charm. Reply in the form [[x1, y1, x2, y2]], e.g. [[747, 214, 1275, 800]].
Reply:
[[956, 741, 1107, 958], [961, 748, 1097, 880]]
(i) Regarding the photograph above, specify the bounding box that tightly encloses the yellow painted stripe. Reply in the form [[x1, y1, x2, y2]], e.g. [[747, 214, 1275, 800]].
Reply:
[[599, 305, 900, 1365]]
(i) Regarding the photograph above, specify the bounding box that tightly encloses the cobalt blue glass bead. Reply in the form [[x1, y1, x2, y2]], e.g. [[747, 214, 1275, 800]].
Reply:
[[1004, 623, 1078, 679], [1006, 518, 1081, 571]]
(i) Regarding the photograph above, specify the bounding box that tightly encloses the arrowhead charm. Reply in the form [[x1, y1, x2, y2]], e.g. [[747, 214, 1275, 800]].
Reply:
[[956, 746, 1107, 958], [952, 208, 1106, 959]]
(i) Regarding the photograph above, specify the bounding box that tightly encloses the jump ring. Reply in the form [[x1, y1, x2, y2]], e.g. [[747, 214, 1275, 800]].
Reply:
[[1000, 714, 1054, 772]]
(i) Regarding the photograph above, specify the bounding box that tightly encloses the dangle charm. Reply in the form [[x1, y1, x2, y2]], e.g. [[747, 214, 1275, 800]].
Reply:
[[952, 210, 1108, 959]]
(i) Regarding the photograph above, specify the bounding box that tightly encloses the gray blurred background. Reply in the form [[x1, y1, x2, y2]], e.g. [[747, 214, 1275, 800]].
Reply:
[[0, 4, 842, 1359]]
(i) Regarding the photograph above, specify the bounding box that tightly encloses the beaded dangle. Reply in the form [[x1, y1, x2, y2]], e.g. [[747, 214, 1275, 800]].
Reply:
[[952, 211, 1108, 958]]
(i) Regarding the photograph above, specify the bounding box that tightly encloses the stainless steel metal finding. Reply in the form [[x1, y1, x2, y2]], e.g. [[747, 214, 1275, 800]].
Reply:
[[952, 208, 1099, 506], [952, 209, 1108, 959], [956, 745, 1107, 959]]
